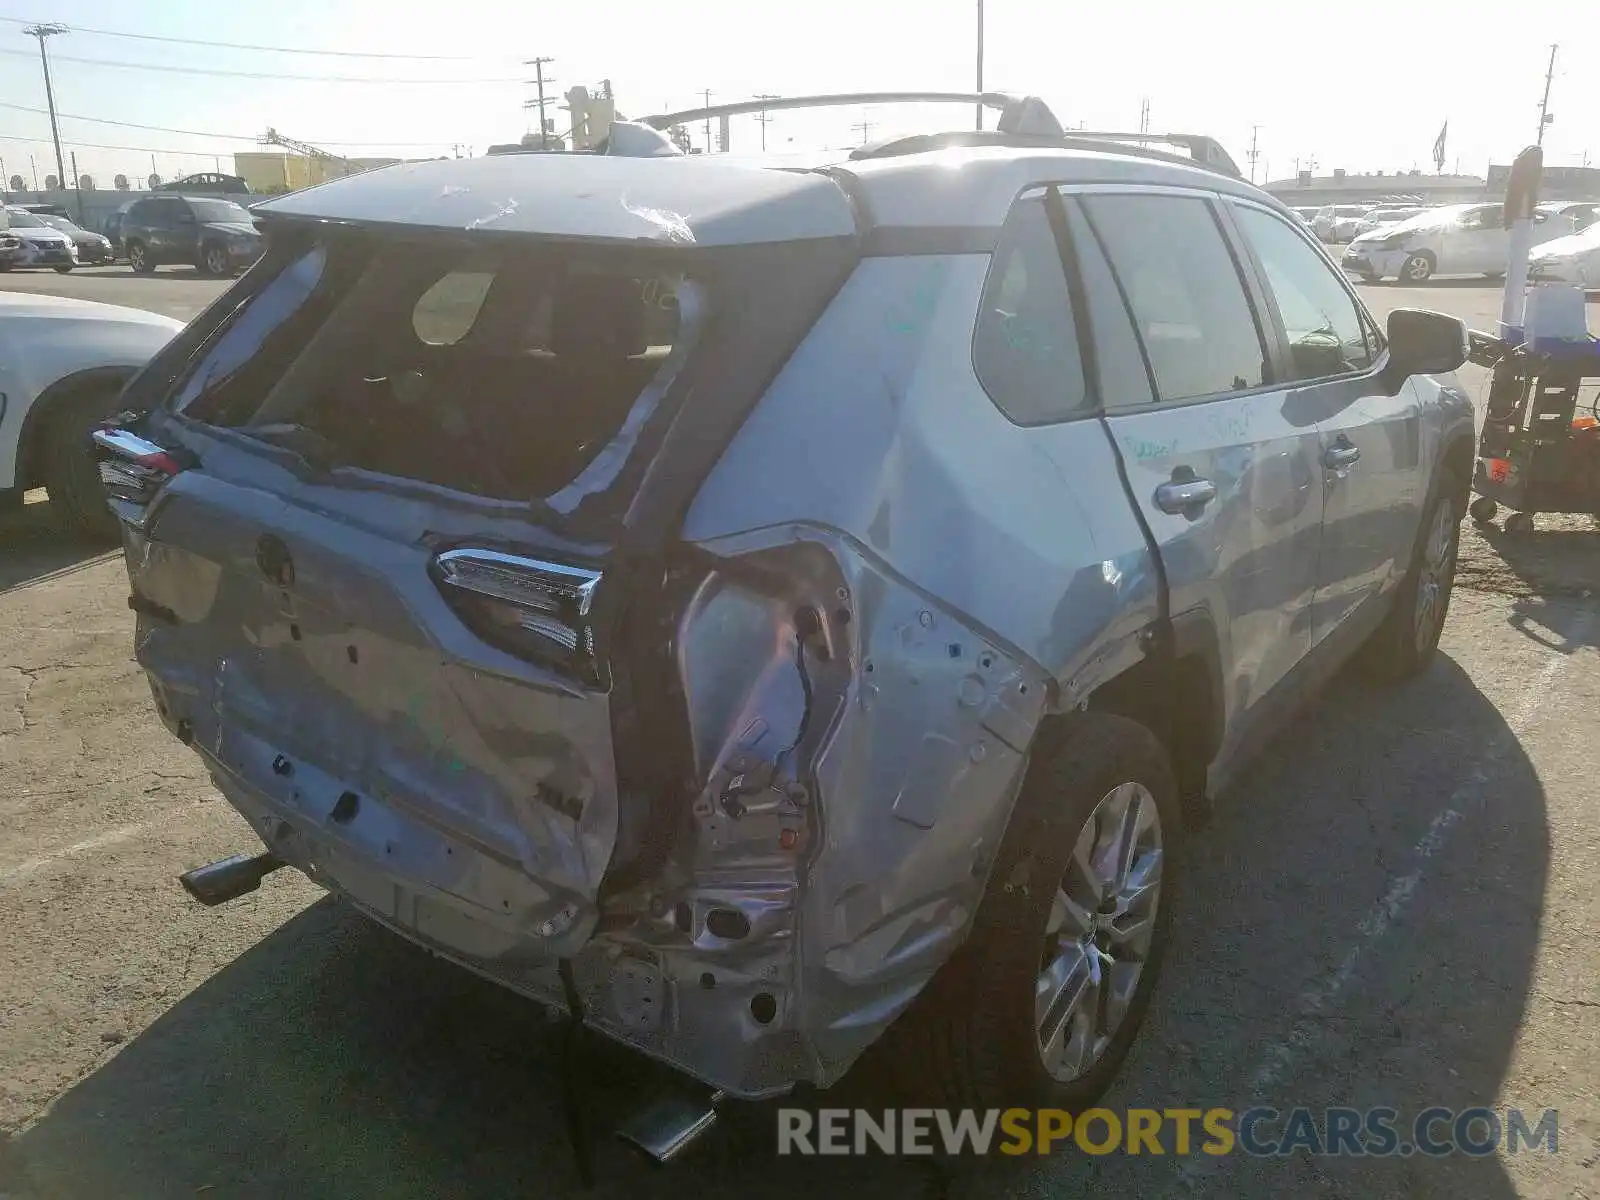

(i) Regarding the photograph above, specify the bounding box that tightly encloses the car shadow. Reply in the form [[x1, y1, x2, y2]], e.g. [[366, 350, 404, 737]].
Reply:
[[0, 492, 119, 593], [4, 653, 1548, 1200], [1458, 518, 1600, 601], [1506, 592, 1600, 654]]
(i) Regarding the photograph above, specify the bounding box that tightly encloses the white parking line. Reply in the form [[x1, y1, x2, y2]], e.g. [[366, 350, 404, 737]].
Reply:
[[1174, 625, 1588, 1192], [0, 821, 160, 885]]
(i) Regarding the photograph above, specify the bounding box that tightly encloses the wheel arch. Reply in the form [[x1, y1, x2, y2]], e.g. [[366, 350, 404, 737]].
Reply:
[[1050, 609, 1225, 826], [15, 366, 137, 490], [1439, 430, 1474, 516]]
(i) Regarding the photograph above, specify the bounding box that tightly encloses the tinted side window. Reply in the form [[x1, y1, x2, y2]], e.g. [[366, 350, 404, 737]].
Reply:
[[127, 200, 155, 222], [1232, 205, 1377, 380], [971, 193, 1088, 425], [1061, 201, 1155, 409], [1082, 194, 1268, 403]]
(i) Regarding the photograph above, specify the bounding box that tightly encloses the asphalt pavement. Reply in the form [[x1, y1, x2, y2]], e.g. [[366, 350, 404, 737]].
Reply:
[[0, 263, 1597, 1200]]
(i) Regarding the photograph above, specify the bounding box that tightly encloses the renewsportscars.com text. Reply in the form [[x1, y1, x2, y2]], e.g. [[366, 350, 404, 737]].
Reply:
[[776, 1107, 1560, 1157]]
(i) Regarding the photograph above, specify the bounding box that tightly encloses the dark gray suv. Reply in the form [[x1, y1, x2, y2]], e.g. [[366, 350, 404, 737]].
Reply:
[[120, 194, 263, 276]]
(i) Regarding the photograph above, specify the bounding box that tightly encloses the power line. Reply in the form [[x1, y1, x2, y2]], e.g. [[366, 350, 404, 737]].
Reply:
[[0, 15, 515, 61], [0, 131, 220, 157], [0, 45, 524, 83], [0, 100, 459, 147]]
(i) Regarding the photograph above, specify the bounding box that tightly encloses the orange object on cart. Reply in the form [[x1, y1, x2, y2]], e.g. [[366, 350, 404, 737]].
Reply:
[[1486, 457, 1512, 483]]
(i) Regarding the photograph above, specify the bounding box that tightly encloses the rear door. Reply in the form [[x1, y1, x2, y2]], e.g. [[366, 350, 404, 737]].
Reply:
[[1441, 205, 1505, 274], [1073, 188, 1323, 734], [1224, 198, 1423, 647]]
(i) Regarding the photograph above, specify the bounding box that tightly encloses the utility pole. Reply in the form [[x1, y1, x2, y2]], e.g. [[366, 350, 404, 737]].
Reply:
[[70, 149, 83, 222], [22, 23, 69, 195], [754, 95, 780, 152], [1247, 125, 1261, 184], [701, 89, 714, 153], [1139, 98, 1150, 136], [525, 57, 555, 150], [1535, 43, 1557, 146], [975, 0, 985, 130], [852, 115, 875, 146]]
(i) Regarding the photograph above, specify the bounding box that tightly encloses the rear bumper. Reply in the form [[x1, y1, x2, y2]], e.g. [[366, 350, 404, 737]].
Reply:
[[193, 727, 813, 1099]]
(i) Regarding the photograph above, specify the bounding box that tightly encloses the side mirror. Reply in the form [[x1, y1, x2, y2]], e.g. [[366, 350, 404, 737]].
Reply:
[[1383, 308, 1468, 390]]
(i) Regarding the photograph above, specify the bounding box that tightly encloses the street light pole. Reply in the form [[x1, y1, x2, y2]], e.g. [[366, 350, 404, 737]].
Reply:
[[22, 23, 69, 192], [975, 0, 985, 130]]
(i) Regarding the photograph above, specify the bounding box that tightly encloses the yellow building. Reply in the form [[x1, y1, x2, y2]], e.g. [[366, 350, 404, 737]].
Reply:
[[232, 152, 403, 195]]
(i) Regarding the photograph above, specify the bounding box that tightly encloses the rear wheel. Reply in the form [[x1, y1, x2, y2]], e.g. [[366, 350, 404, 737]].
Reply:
[[1361, 475, 1461, 681], [1469, 496, 1498, 524], [127, 241, 154, 274], [43, 385, 124, 541], [883, 713, 1179, 1109], [1400, 252, 1435, 282], [1504, 511, 1535, 535], [53, 263, 73, 274]]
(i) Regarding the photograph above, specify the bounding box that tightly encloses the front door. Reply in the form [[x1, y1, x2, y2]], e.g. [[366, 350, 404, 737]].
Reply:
[[1224, 199, 1426, 647], [1073, 190, 1323, 730]]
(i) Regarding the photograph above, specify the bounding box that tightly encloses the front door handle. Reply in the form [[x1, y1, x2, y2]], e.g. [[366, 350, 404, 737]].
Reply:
[[1323, 438, 1361, 470], [1154, 475, 1217, 515]]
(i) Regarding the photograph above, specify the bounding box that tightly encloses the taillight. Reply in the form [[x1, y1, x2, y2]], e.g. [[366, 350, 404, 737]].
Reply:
[[431, 548, 603, 682], [92, 427, 185, 511]]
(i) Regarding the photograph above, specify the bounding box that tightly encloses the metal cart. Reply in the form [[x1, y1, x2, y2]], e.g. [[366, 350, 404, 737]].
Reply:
[[1467, 333, 1600, 533]]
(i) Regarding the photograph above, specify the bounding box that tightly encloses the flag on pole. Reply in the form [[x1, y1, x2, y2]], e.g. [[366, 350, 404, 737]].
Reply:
[[1433, 121, 1448, 172]]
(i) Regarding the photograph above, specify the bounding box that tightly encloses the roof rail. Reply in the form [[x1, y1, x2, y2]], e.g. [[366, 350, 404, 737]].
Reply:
[[1058, 131, 1242, 179], [845, 129, 1241, 179], [637, 93, 1240, 179], [641, 92, 1066, 138]]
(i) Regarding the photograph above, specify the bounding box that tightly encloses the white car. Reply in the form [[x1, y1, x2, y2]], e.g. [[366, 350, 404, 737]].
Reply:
[[1340, 202, 1574, 283], [0, 292, 182, 533], [1350, 206, 1426, 239], [0, 206, 79, 273], [1311, 204, 1371, 242], [1529, 223, 1600, 287]]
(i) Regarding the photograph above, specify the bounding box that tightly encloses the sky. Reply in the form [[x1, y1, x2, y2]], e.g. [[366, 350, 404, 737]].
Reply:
[[0, 0, 1594, 191]]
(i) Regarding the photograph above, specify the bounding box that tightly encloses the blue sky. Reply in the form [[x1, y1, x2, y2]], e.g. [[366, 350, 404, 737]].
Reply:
[[0, 0, 1594, 190]]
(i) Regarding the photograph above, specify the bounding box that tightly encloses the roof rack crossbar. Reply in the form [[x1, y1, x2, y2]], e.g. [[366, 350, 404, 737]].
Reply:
[[637, 93, 1240, 179], [642, 92, 1021, 130]]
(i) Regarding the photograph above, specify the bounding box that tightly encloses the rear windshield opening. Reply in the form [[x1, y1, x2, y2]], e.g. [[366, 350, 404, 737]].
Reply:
[[172, 233, 699, 501]]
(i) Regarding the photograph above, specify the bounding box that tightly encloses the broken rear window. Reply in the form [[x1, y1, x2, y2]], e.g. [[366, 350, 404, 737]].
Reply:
[[168, 232, 701, 502]]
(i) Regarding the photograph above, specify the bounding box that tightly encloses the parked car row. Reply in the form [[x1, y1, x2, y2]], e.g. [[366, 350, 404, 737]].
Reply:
[[1341, 201, 1600, 283], [0, 194, 264, 275]]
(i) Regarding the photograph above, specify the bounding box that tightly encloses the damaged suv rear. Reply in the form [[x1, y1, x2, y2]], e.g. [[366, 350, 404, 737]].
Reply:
[[101, 103, 1473, 1129]]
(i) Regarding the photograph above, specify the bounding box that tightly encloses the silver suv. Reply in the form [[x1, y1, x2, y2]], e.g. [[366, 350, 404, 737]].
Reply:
[[98, 93, 1473, 1137]]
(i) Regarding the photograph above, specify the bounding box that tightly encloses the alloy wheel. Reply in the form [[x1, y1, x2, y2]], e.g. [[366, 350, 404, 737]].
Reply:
[[1413, 499, 1457, 652], [1036, 781, 1163, 1082]]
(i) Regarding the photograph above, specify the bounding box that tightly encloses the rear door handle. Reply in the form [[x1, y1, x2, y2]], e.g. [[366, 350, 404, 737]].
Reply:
[[1323, 439, 1361, 470], [1154, 477, 1217, 515]]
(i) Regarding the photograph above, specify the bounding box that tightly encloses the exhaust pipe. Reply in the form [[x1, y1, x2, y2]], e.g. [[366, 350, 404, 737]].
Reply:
[[179, 851, 284, 906], [616, 1086, 725, 1164]]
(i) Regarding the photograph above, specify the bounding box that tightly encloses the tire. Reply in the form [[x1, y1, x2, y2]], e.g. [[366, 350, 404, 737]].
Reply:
[[882, 713, 1180, 1109], [42, 385, 124, 541], [127, 241, 155, 274], [1400, 252, 1436, 282], [1360, 472, 1462, 681], [201, 241, 230, 278], [1504, 511, 1535, 535], [53, 263, 74, 274], [1469, 496, 1498, 524]]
